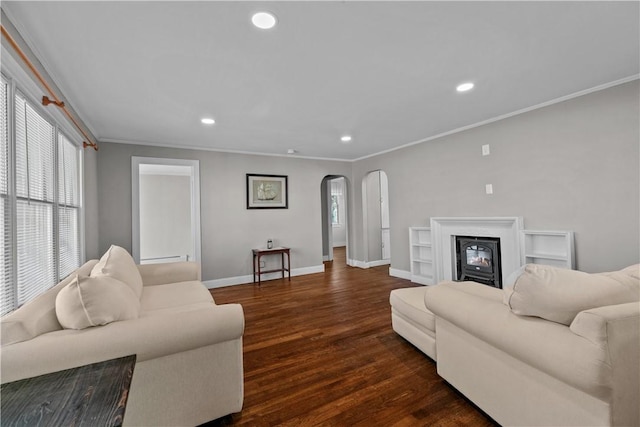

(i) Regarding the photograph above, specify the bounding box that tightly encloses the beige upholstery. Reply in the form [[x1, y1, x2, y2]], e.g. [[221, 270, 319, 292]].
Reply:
[[0, 260, 98, 346], [91, 245, 144, 298], [1, 258, 245, 426], [504, 264, 640, 325], [55, 275, 140, 329], [389, 287, 437, 360], [425, 279, 640, 427]]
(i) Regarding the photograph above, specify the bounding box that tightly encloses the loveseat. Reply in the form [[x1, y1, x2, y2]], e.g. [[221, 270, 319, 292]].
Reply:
[[1, 245, 245, 426], [390, 264, 639, 426]]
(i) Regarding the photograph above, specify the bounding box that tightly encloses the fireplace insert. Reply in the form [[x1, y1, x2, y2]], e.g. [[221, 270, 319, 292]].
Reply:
[[455, 236, 502, 288]]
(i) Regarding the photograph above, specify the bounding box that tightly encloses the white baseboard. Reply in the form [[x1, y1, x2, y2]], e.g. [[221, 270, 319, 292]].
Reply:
[[389, 268, 411, 281], [368, 259, 391, 268], [349, 259, 391, 269], [203, 264, 325, 289], [350, 259, 368, 269]]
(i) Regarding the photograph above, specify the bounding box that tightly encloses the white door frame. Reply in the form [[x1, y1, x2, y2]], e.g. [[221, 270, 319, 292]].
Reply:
[[131, 156, 202, 264]]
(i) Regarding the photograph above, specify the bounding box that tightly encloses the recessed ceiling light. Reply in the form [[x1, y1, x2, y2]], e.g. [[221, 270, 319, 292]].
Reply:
[[287, 149, 297, 155], [456, 82, 474, 92], [252, 12, 277, 29], [201, 118, 215, 125], [340, 135, 352, 143]]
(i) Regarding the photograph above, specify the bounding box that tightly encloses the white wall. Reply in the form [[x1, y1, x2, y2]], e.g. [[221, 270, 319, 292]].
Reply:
[[97, 145, 352, 282], [139, 174, 192, 262], [351, 80, 640, 273]]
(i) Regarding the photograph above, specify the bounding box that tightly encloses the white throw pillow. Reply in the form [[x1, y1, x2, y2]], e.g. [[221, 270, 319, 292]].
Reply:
[[91, 245, 143, 299], [504, 264, 640, 325], [56, 275, 140, 330]]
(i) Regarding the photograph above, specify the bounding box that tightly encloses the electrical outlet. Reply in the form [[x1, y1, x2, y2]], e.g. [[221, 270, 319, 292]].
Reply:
[[485, 184, 493, 194], [482, 144, 490, 156], [260, 261, 266, 268]]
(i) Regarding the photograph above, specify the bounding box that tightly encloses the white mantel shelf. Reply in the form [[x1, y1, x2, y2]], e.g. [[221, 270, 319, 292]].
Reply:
[[430, 217, 524, 284]]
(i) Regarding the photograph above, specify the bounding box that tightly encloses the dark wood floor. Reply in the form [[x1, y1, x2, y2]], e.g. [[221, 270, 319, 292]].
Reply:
[[205, 247, 497, 426]]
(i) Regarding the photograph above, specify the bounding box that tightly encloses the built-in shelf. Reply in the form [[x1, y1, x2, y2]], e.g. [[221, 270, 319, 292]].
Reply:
[[409, 227, 433, 285], [520, 230, 575, 269]]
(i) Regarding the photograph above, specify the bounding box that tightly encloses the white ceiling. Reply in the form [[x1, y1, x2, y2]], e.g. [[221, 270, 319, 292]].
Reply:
[[3, 1, 639, 161]]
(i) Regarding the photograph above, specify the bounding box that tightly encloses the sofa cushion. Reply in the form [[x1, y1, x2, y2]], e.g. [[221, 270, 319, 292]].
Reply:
[[56, 275, 140, 330], [1, 260, 98, 345], [390, 287, 435, 332], [91, 245, 143, 299], [140, 281, 214, 313], [504, 264, 640, 326]]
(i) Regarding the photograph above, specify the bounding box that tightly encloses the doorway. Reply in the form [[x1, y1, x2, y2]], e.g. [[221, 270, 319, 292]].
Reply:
[[131, 157, 201, 265], [321, 175, 349, 266]]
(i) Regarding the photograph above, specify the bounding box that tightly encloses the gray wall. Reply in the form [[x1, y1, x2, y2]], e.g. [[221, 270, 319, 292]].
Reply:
[[83, 147, 100, 260], [94, 81, 638, 278], [366, 171, 382, 261], [351, 80, 640, 273], [97, 143, 351, 281]]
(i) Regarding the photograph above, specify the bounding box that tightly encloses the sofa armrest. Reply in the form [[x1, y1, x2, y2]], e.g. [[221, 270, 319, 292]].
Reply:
[[1, 304, 244, 383], [572, 302, 640, 426], [570, 302, 640, 345], [137, 261, 201, 286]]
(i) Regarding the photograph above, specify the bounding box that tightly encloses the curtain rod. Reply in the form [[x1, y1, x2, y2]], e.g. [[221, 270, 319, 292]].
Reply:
[[1, 24, 98, 151]]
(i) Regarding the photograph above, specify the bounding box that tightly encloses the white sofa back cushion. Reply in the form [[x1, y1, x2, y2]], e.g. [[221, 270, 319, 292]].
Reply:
[[0, 260, 99, 345], [504, 264, 639, 325], [91, 245, 143, 299], [56, 275, 141, 329]]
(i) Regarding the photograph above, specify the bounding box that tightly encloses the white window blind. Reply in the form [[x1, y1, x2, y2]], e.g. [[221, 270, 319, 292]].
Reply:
[[58, 133, 81, 279], [1, 76, 12, 316], [0, 83, 83, 316], [15, 92, 56, 307]]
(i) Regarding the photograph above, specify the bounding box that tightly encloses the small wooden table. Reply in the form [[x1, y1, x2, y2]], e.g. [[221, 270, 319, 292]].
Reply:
[[1, 355, 136, 427], [252, 247, 291, 285]]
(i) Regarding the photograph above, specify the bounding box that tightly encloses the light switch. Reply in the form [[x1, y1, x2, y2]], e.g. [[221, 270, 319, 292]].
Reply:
[[482, 144, 491, 156], [485, 184, 493, 194]]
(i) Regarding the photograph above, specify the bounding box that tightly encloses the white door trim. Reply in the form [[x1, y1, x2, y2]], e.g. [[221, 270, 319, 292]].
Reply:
[[131, 156, 201, 264]]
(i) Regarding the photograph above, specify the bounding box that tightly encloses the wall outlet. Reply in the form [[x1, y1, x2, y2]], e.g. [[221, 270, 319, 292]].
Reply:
[[482, 144, 490, 156], [485, 184, 493, 194], [260, 261, 266, 268]]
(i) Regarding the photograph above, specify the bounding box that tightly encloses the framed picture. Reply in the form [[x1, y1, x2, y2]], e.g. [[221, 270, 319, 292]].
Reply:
[[246, 174, 288, 209]]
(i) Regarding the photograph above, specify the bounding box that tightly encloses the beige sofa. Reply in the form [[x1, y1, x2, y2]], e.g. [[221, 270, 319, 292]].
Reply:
[[390, 264, 639, 426], [1, 246, 245, 426]]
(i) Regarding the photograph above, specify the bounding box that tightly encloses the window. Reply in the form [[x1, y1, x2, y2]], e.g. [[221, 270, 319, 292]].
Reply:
[[330, 178, 344, 226], [1, 76, 83, 316], [331, 195, 339, 225]]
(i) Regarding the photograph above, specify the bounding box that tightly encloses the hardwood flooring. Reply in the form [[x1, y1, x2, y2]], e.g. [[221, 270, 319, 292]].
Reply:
[[204, 247, 497, 426]]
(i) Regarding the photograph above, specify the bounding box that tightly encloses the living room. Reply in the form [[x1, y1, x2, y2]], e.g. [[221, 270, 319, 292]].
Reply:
[[1, 2, 638, 426]]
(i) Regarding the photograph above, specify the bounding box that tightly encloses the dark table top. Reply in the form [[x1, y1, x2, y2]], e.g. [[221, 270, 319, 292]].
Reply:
[[1, 354, 136, 427]]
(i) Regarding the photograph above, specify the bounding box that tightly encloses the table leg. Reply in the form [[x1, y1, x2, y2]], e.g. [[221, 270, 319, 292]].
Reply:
[[253, 253, 256, 283], [287, 251, 291, 281], [257, 254, 262, 286]]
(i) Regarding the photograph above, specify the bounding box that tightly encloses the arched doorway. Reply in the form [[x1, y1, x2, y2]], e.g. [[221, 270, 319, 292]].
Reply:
[[320, 175, 350, 266]]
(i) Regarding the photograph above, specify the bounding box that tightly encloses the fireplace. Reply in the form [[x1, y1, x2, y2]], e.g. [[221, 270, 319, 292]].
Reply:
[[455, 236, 502, 288]]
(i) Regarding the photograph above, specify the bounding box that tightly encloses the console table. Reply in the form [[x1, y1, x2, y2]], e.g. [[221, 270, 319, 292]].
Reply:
[[252, 247, 291, 285], [1, 355, 136, 427]]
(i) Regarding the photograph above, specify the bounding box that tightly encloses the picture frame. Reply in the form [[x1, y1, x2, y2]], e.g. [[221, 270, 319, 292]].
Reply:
[[246, 174, 288, 209]]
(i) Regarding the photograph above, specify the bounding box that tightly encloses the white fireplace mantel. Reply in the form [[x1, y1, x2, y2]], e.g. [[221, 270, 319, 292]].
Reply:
[[430, 217, 524, 284]]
